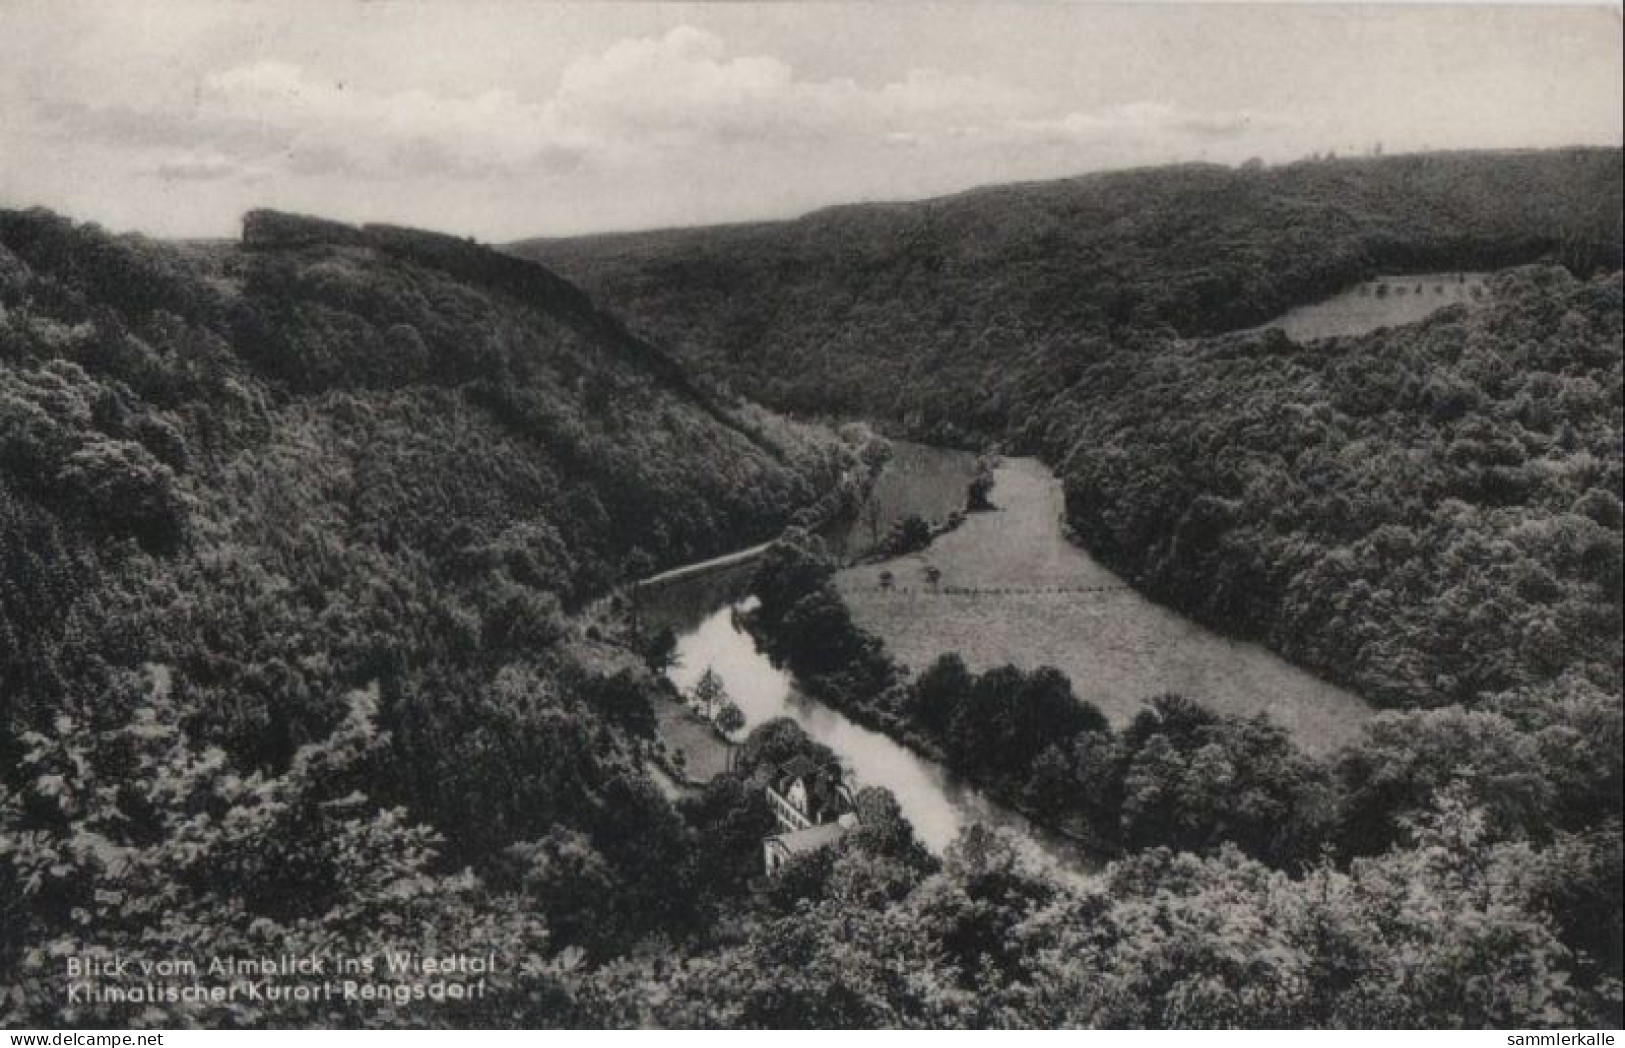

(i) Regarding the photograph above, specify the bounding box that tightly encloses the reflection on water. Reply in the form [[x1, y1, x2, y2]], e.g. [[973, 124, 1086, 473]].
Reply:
[[656, 591, 1094, 882], [636, 559, 759, 637]]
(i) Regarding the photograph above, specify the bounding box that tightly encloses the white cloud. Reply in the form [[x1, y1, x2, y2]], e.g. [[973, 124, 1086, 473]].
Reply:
[[28, 26, 1060, 182], [195, 60, 585, 177], [547, 27, 1036, 152], [553, 25, 826, 141], [146, 150, 261, 182], [1014, 102, 1271, 146]]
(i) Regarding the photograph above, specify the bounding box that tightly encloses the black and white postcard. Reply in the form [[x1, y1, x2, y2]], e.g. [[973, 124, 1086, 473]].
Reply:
[[1, 1, 1621, 1033]]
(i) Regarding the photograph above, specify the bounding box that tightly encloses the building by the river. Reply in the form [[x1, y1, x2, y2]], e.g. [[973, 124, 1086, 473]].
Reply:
[[761, 757, 859, 875]]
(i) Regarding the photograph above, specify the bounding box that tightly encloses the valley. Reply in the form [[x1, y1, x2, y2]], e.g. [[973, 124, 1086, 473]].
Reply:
[[632, 434, 1375, 883], [4, 146, 1621, 1030]]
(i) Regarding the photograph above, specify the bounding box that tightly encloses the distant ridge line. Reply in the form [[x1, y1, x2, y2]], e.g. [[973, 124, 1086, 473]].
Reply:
[[508, 144, 1623, 250]]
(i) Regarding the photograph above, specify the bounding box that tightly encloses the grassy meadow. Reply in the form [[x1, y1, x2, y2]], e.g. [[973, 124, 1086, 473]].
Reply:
[[835, 458, 1375, 755], [1246, 271, 1490, 341]]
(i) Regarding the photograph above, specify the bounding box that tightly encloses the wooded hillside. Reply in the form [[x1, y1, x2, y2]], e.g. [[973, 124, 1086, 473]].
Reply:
[[0, 208, 851, 1024]]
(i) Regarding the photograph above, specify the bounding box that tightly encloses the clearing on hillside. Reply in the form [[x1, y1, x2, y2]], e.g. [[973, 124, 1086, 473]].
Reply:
[[1243, 271, 1490, 341]]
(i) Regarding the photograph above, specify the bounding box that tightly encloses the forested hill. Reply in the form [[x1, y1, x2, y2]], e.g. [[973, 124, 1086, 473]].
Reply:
[[242, 209, 716, 412], [1049, 266, 1623, 714], [0, 207, 853, 1023], [507, 154, 1621, 1029], [512, 148, 1622, 436], [511, 155, 1623, 956], [509, 149, 1624, 722]]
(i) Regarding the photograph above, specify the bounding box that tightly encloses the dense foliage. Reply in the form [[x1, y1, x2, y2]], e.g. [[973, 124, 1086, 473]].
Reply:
[[5, 142, 1623, 1028], [1040, 267, 1620, 700], [585, 780, 1604, 1029], [517, 152, 1622, 721], [0, 208, 852, 1025]]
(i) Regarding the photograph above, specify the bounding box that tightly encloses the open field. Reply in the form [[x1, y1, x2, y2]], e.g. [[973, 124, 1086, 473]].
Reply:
[[652, 695, 733, 783], [1243, 271, 1489, 341], [835, 458, 1375, 755]]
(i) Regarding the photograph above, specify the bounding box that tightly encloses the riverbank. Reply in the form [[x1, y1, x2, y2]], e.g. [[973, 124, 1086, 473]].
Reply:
[[648, 566, 1097, 876], [835, 457, 1374, 756], [773, 656, 1109, 858], [629, 423, 900, 598]]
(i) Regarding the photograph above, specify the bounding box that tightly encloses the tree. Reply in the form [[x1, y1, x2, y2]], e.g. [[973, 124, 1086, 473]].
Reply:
[[737, 718, 839, 778], [1, 686, 576, 1027], [715, 699, 746, 737], [752, 533, 834, 623], [678, 775, 776, 898], [1013, 666, 1107, 751], [776, 586, 867, 674], [966, 459, 996, 511], [503, 826, 616, 948], [1024, 743, 1079, 821], [861, 496, 885, 551], [643, 625, 679, 673], [911, 654, 973, 737], [850, 786, 935, 871], [580, 669, 658, 740], [59, 438, 188, 552], [691, 666, 727, 720], [885, 515, 933, 556]]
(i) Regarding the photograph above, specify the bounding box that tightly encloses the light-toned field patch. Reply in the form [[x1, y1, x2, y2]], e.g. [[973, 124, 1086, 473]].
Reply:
[[1245, 271, 1489, 342], [836, 458, 1375, 755], [652, 695, 733, 783]]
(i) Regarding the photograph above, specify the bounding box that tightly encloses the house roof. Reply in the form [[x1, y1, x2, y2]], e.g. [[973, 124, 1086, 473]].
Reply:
[[769, 758, 850, 823], [779, 755, 822, 782], [768, 821, 849, 856]]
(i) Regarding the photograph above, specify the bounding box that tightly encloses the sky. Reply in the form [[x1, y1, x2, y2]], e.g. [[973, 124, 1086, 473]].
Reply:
[[1, 1, 1620, 241]]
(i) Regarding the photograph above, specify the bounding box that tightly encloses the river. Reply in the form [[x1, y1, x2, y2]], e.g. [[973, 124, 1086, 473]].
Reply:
[[635, 438, 1370, 886], [635, 442, 1100, 883], [640, 566, 1100, 884]]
